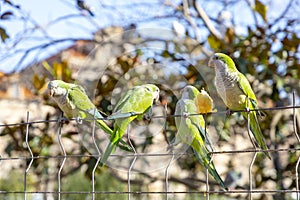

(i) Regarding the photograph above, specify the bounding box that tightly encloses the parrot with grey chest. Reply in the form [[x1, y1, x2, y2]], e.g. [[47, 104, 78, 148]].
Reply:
[[47, 80, 133, 152], [208, 53, 270, 159]]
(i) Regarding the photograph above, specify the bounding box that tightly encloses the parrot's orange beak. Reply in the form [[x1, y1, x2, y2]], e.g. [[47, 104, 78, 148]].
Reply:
[[49, 88, 54, 97]]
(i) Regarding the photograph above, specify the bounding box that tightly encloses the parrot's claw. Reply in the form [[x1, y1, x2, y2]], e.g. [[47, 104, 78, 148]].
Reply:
[[167, 143, 175, 152], [226, 109, 232, 117], [182, 112, 190, 118], [58, 117, 68, 124], [143, 113, 152, 122], [244, 107, 250, 113], [76, 117, 83, 124]]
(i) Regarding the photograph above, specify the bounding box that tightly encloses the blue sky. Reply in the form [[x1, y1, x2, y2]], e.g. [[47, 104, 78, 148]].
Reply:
[[0, 0, 171, 73], [0, 0, 298, 73]]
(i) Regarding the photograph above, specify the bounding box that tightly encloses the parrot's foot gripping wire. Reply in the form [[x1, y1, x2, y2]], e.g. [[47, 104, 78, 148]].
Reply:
[[244, 107, 250, 113], [182, 112, 190, 118], [167, 143, 175, 153], [57, 117, 68, 124], [225, 109, 232, 117], [76, 117, 83, 124]]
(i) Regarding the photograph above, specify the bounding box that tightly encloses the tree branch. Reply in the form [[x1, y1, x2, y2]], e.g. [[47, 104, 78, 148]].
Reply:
[[192, 0, 223, 40], [182, 0, 201, 42], [245, 0, 259, 27], [271, 0, 294, 25]]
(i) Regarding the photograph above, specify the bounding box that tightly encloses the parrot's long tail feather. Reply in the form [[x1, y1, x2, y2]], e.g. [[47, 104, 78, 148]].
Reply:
[[244, 112, 271, 159], [100, 142, 117, 167], [96, 120, 133, 152], [207, 164, 228, 190], [119, 140, 134, 152], [96, 120, 113, 135], [194, 149, 228, 190]]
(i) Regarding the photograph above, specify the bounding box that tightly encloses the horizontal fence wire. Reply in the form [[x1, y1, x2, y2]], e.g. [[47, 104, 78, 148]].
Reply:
[[0, 97, 300, 200], [1, 105, 300, 128], [1, 190, 300, 195], [0, 147, 300, 161]]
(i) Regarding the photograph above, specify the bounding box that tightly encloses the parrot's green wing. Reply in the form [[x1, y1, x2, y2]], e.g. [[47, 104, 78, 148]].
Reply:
[[210, 54, 270, 159], [237, 73, 266, 117], [108, 87, 147, 120], [190, 120, 214, 152], [65, 84, 133, 152], [100, 84, 159, 166], [175, 98, 226, 189], [236, 73, 257, 105], [175, 100, 206, 142], [177, 98, 214, 151], [67, 85, 97, 116], [174, 85, 226, 189], [113, 88, 136, 113], [237, 73, 270, 158], [114, 86, 155, 114]]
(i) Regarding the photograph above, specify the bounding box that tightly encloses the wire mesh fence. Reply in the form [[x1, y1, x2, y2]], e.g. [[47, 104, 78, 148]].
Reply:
[[1, 95, 300, 200]]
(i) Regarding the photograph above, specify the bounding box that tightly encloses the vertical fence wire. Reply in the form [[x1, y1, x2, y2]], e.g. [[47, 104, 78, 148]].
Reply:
[[163, 103, 174, 200], [91, 109, 101, 200], [165, 150, 174, 200], [292, 91, 300, 200], [248, 151, 257, 200], [205, 167, 209, 200], [24, 111, 34, 200], [127, 126, 137, 200], [2, 102, 300, 198], [204, 114, 211, 200], [246, 97, 258, 200], [57, 114, 66, 200]]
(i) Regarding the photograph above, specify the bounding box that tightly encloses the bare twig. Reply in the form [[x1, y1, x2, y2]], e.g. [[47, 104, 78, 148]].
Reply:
[[271, 0, 294, 25], [245, 0, 258, 26], [192, 0, 223, 40]]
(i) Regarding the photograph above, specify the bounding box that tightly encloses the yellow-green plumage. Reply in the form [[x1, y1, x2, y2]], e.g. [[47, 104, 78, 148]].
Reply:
[[47, 80, 133, 152], [175, 85, 227, 189], [100, 84, 160, 166], [209, 53, 270, 159]]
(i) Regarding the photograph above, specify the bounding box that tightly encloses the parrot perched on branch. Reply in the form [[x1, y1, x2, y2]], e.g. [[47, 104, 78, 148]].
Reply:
[[173, 85, 227, 189], [47, 80, 133, 152], [208, 53, 270, 159], [99, 84, 160, 166]]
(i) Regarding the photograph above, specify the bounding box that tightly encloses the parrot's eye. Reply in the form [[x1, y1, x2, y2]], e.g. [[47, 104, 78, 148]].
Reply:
[[146, 87, 151, 92], [215, 55, 219, 60]]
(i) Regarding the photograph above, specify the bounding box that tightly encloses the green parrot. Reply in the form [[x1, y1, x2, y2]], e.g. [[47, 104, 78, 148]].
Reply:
[[47, 80, 133, 152], [174, 85, 227, 189], [208, 53, 270, 158], [99, 84, 160, 166]]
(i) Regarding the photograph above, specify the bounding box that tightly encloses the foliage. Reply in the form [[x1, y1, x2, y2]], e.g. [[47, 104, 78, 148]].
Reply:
[[0, 0, 299, 200], [0, 171, 35, 200]]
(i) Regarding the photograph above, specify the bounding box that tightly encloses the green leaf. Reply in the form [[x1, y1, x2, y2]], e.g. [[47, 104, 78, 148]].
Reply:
[[207, 35, 222, 50], [0, 27, 9, 42], [254, 0, 267, 22]]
